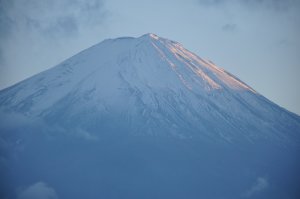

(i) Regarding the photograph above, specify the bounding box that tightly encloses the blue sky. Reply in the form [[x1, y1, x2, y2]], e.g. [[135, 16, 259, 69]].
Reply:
[[0, 0, 299, 114]]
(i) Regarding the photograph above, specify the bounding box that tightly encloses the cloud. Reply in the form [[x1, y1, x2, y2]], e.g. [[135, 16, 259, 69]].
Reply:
[[241, 0, 300, 11], [197, 0, 225, 6], [17, 182, 58, 199], [197, 0, 300, 11], [222, 23, 237, 32], [73, 128, 98, 141], [0, 0, 106, 39], [243, 177, 269, 198], [0, 0, 108, 90]]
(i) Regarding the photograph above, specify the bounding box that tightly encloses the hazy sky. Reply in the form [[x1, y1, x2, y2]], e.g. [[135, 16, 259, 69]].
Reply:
[[0, 0, 299, 114]]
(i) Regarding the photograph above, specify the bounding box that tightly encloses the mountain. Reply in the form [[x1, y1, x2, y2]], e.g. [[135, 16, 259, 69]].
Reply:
[[0, 33, 299, 199]]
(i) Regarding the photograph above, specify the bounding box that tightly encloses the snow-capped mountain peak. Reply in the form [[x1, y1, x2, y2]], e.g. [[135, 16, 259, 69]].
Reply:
[[0, 34, 299, 144], [1, 33, 300, 199]]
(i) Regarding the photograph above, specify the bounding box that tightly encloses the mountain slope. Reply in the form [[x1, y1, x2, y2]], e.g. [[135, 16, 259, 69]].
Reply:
[[0, 33, 300, 199], [0, 33, 299, 144]]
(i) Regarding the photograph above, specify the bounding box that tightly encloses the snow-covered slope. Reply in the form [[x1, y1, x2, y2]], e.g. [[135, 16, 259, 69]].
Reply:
[[1, 34, 300, 199], [0, 33, 299, 144]]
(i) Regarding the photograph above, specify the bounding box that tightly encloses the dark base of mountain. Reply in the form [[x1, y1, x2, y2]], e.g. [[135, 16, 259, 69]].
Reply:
[[1, 128, 299, 199]]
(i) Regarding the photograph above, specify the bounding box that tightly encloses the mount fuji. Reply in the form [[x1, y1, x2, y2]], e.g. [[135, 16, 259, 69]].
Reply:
[[0, 33, 299, 199]]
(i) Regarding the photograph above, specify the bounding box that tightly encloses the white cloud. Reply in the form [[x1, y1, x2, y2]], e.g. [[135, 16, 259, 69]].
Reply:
[[74, 128, 98, 141], [17, 182, 58, 199], [243, 177, 269, 198]]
